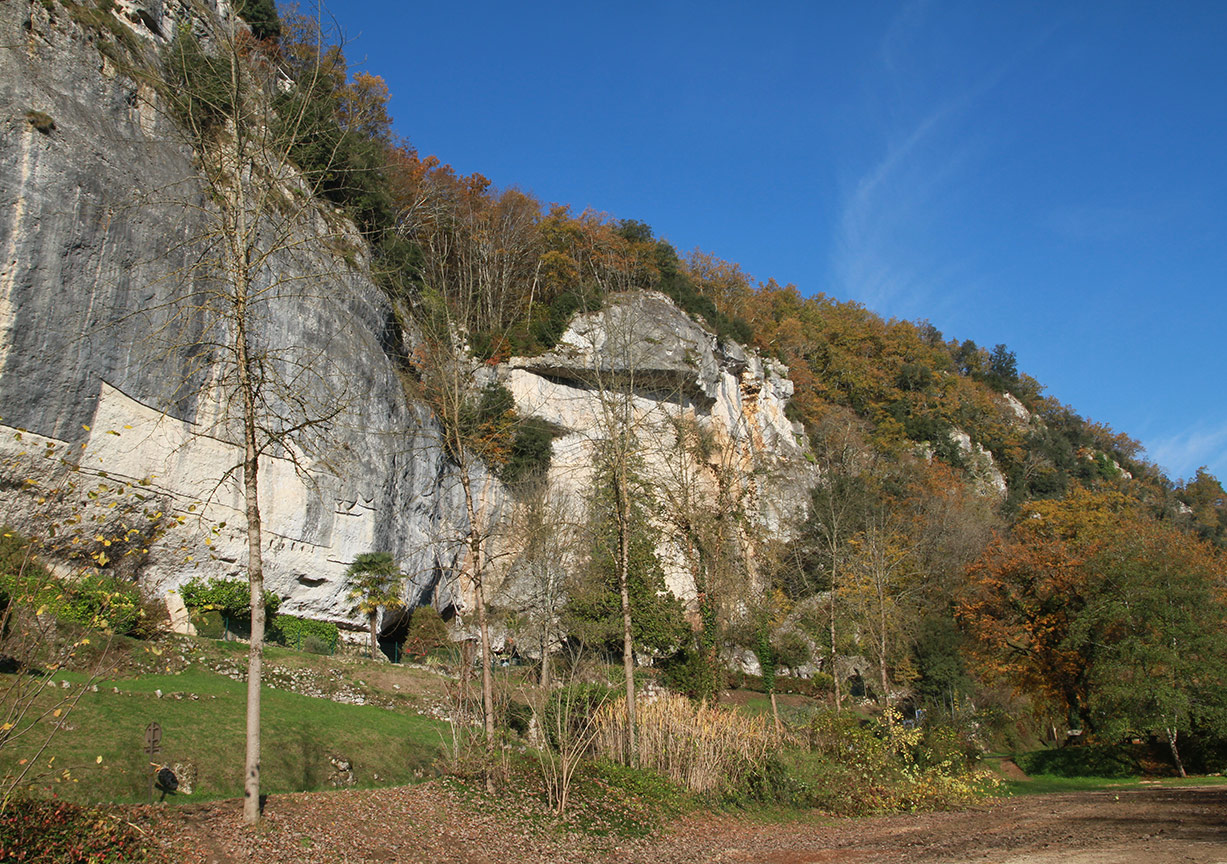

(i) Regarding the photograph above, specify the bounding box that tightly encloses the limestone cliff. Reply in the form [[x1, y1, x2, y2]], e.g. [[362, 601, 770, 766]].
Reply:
[[0, 0, 476, 627], [0, 1, 816, 638], [501, 292, 812, 608]]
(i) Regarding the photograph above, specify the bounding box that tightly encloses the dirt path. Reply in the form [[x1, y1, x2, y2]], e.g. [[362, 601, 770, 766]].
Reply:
[[146, 783, 1227, 864]]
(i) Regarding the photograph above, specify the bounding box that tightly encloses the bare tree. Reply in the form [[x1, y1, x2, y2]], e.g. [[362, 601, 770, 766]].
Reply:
[[842, 515, 919, 711], [658, 411, 758, 700], [151, 10, 380, 823], [399, 174, 544, 749], [508, 478, 585, 690], [800, 411, 874, 713], [565, 287, 688, 760]]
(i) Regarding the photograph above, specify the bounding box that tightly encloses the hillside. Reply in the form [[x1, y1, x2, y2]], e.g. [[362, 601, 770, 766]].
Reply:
[[1, 0, 1226, 797]]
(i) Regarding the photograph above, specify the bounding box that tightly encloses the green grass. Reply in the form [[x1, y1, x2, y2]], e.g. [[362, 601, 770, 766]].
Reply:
[[1, 662, 447, 805], [983, 754, 1227, 796], [1002, 772, 1227, 796]]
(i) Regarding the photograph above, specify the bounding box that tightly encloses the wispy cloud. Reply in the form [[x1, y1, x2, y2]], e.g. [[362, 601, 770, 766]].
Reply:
[[832, 104, 978, 317], [1145, 419, 1227, 483], [831, 7, 1059, 321], [878, 0, 931, 74]]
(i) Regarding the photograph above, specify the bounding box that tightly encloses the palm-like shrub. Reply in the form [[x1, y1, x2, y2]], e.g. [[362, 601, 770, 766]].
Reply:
[[346, 552, 404, 658]]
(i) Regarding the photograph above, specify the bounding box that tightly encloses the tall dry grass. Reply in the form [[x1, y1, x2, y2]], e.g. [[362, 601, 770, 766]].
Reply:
[[592, 694, 775, 793]]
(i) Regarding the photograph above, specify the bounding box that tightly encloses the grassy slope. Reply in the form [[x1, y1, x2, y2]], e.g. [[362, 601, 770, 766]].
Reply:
[[0, 638, 450, 804]]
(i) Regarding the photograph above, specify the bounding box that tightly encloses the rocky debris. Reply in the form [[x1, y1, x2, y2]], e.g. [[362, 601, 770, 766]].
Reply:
[[171, 760, 197, 795], [327, 755, 355, 788]]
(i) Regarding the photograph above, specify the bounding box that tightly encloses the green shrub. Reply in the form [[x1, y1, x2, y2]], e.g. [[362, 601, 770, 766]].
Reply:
[[300, 634, 328, 655], [659, 642, 719, 701], [234, 0, 280, 41], [917, 722, 979, 772], [1014, 743, 1140, 778], [161, 30, 234, 142], [542, 683, 616, 750], [501, 416, 560, 485], [403, 605, 449, 659], [52, 572, 145, 635], [178, 576, 280, 622], [502, 698, 533, 735], [0, 533, 149, 635], [0, 530, 54, 612], [270, 614, 338, 653], [772, 710, 1000, 814], [731, 670, 831, 698], [189, 610, 226, 640]]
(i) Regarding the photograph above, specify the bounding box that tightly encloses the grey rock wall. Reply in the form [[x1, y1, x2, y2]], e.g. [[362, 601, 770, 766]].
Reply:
[[0, 1, 475, 629], [0, 3, 815, 638], [502, 292, 815, 610]]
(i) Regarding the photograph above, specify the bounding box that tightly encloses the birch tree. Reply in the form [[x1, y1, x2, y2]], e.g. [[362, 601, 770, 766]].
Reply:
[[155, 9, 383, 823]]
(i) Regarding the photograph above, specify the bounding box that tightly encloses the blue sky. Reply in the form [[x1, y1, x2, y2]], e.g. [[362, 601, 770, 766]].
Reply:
[[322, 1, 1227, 484]]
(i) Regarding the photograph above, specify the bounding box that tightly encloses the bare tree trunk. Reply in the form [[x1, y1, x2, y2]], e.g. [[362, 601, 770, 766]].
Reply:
[[539, 637, 552, 690], [879, 632, 890, 712], [238, 301, 264, 827], [369, 614, 378, 659], [878, 583, 890, 711], [830, 573, 842, 713], [475, 554, 495, 745], [460, 474, 496, 749], [616, 471, 637, 763]]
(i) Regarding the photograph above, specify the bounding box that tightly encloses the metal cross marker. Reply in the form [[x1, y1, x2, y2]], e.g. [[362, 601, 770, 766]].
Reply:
[[144, 721, 162, 754], [145, 722, 162, 803]]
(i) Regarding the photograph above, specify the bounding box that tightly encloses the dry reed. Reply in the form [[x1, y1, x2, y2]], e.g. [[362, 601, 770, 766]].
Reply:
[[592, 694, 775, 793]]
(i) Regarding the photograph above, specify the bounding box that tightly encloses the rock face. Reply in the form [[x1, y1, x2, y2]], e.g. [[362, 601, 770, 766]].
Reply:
[[0, 1, 474, 627], [0, 3, 814, 635], [501, 292, 813, 608]]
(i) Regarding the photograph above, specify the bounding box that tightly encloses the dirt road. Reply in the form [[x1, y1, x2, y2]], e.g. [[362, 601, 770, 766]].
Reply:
[[154, 783, 1227, 864]]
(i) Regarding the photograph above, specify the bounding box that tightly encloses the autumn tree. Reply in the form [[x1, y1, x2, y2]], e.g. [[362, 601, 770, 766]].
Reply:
[[959, 489, 1123, 729], [394, 156, 544, 355], [959, 487, 1227, 761], [1177, 467, 1227, 546], [1074, 518, 1227, 774]]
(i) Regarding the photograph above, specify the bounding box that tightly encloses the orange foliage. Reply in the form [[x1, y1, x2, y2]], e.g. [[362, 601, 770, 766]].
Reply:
[[957, 488, 1220, 724]]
